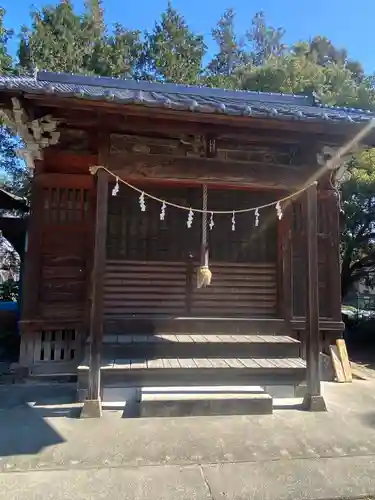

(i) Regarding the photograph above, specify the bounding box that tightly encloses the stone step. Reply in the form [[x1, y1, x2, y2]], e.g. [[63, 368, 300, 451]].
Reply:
[[78, 356, 306, 390], [140, 386, 273, 417], [100, 334, 301, 359]]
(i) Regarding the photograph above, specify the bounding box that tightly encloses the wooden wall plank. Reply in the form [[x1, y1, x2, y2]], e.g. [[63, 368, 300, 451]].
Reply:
[[104, 260, 278, 318]]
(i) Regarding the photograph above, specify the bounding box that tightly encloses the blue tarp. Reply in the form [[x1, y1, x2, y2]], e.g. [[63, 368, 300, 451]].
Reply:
[[0, 301, 18, 312]]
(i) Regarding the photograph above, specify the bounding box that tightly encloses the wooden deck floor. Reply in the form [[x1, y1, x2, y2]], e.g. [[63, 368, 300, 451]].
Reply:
[[102, 334, 300, 344], [79, 357, 306, 370]]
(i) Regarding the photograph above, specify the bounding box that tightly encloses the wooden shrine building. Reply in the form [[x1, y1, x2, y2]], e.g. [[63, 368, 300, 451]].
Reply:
[[0, 71, 374, 417]]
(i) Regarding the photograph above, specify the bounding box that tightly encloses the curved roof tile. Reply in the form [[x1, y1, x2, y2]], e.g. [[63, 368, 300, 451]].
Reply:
[[0, 71, 373, 124]]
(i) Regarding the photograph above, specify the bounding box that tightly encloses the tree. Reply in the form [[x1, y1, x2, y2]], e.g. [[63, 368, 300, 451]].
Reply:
[[143, 1, 206, 83], [83, 0, 142, 78], [18, 0, 141, 78], [18, 1, 93, 73], [303, 36, 365, 85], [87, 23, 142, 78], [208, 8, 248, 77], [308, 36, 347, 66], [0, 7, 25, 197], [247, 11, 286, 66], [237, 50, 375, 110], [341, 151, 375, 299], [0, 132, 29, 196], [0, 8, 13, 75]]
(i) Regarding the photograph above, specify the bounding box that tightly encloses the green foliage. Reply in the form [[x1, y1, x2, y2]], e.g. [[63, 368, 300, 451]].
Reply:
[[0, 130, 30, 196], [18, 0, 142, 78], [0, 8, 13, 75], [237, 51, 375, 110], [142, 2, 206, 83], [87, 23, 142, 78], [341, 151, 375, 298], [19, 1, 92, 73], [207, 8, 248, 77], [247, 11, 286, 66]]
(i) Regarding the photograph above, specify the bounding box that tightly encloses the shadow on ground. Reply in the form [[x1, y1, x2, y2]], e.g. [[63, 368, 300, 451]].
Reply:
[[0, 384, 78, 457], [361, 412, 375, 430]]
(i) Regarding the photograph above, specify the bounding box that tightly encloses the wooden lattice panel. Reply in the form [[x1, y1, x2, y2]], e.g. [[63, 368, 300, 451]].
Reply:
[[106, 185, 277, 264], [19, 329, 83, 366], [42, 186, 90, 225]]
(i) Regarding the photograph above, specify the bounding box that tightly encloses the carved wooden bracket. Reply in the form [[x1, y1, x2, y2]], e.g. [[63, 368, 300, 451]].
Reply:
[[0, 97, 60, 169], [316, 145, 363, 185]]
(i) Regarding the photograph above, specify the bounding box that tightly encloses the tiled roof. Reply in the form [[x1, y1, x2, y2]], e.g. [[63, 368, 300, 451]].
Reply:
[[0, 70, 374, 124], [0, 189, 28, 211]]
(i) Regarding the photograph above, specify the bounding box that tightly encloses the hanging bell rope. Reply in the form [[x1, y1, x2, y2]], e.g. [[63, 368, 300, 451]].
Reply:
[[197, 184, 212, 288]]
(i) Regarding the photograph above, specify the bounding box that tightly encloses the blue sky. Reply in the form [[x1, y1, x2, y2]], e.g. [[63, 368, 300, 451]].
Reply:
[[2, 0, 375, 73]]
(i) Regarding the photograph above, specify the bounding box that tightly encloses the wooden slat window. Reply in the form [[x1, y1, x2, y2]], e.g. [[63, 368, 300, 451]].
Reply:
[[106, 185, 277, 263], [107, 185, 200, 261], [43, 187, 90, 225]]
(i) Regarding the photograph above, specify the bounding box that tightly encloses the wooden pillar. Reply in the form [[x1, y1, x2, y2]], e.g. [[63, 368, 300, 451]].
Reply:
[[20, 178, 43, 321], [81, 168, 108, 418], [303, 182, 327, 411], [279, 204, 292, 322], [327, 189, 342, 323], [19, 178, 44, 368]]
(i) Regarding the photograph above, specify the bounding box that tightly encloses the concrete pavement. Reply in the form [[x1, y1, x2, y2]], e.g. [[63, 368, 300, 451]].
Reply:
[[2, 456, 375, 500], [1, 380, 375, 499]]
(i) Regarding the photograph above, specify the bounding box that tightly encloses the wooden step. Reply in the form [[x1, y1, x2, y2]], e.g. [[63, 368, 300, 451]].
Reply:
[[100, 334, 301, 359], [140, 386, 273, 417], [78, 356, 306, 389], [104, 317, 288, 335]]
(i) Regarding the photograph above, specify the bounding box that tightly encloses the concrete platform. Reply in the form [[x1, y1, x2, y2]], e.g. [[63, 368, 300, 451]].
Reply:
[[2, 380, 375, 499], [140, 386, 273, 417]]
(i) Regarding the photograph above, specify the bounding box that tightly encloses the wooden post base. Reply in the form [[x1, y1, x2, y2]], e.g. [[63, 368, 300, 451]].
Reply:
[[80, 399, 103, 418], [302, 394, 327, 412]]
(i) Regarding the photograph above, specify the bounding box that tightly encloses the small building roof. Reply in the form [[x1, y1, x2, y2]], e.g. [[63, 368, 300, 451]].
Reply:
[[0, 70, 374, 125], [0, 188, 28, 212]]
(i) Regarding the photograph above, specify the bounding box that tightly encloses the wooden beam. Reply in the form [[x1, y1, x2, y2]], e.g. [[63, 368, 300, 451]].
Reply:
[[82, 167, 108, 417], [38, 104, 363, 154], [33, 172, 95, 189], [109, 154, 314, 190], [38, 106, 322, 145], [303, 182, 327, 411]]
